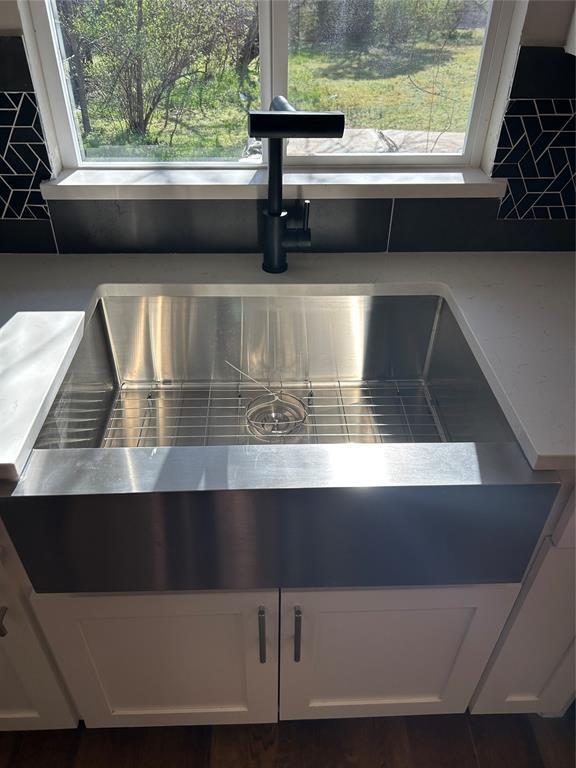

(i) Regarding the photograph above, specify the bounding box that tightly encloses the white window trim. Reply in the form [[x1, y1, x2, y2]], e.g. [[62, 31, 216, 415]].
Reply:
[[18, 0, 527, 196], [39, 167, 507, 200]]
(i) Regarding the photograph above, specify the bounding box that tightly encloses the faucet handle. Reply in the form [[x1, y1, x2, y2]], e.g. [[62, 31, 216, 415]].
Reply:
[[302, 199, 310, 231], [283, 198, 312, 250]]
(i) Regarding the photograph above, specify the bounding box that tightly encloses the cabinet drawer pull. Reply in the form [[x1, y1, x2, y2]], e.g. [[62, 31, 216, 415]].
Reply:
[[0, 606, 7, 638], [258, 606, 266, 663], [294, 606, 302, 662]]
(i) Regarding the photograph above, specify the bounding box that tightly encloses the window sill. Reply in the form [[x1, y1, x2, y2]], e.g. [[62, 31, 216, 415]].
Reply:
[[40, 168, 506, 201]]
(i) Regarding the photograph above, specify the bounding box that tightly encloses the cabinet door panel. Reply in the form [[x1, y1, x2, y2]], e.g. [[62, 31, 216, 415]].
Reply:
[[0, 568, 76, 730], [32, 591, 278, 727], [472, 540, 575, 715], [280, 586, 518, 720], [0, 636, 39, 724]]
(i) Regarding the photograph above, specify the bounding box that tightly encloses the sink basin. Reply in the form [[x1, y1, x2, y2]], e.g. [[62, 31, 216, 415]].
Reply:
[[35, 295, 514, 449], [1, 292, 559, 593]]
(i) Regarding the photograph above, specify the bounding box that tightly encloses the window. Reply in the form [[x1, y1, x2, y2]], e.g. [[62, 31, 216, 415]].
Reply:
[[49, 0, 261, 163], [25, 0, 513, 170], [287, 0, 490, 157]]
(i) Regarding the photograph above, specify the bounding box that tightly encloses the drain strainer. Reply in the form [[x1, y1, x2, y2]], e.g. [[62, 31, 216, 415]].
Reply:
[[246, 393, 307, 439]]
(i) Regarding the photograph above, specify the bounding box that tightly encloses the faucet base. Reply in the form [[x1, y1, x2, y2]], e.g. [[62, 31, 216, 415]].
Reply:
[[262, 262, 288, 274]]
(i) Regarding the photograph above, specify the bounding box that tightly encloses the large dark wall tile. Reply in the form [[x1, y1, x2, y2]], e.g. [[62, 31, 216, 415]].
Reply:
[[511, 47, 575, 99], [389, 198, 575, 252], [0, 219, 56, 252], [0, 38, 33, 91], [49, 199, 260, 253], [304, 198, 391, 251], [49, 198, 392, 253]]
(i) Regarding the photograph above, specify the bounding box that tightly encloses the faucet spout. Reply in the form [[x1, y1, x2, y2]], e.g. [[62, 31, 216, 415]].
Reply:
[[249, 97, 344, 273]]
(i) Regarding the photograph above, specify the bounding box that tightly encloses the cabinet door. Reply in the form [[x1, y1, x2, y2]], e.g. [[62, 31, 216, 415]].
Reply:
[[280, 585, 518, 720], [472, 539, 575, 716], [32, 591, 278, 727], [0, 570, 76, 730]]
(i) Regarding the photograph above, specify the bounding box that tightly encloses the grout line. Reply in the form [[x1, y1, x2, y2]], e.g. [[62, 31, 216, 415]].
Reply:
[[532, 117, 574, 165], [4, 92, 22, 153], [500, 120, 512, 149], [386, 198, 395, 252], [502, 180, 525, 221], [497, 124, 531, 164]]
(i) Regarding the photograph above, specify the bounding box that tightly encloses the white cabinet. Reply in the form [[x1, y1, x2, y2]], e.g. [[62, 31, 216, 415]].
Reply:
[[0, 566, 76, 730], [32, 584, 522, 727], [32, 591, 278, 728], [472, 538, 575, 716], [279, 585, 519, 720]]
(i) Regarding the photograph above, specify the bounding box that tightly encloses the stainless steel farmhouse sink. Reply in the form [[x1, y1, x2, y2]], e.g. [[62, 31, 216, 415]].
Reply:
[[1, 293, 559, 593], [35, 295, 517, 449]]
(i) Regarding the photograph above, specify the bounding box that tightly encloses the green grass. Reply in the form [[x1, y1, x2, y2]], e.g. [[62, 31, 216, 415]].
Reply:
[[80, 31, 484, 160], [288, 31, 485, 134]]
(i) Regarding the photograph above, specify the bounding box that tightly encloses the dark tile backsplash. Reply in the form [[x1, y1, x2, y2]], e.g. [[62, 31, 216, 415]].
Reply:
[[49, 199, 392, 253], [50, 195, 575, 254], [0, 92, 52, 220], [0, 36, 574, 255], [493, 47, 576, 222], [494, 98, 575, 221], [0, 37, 56, 252]]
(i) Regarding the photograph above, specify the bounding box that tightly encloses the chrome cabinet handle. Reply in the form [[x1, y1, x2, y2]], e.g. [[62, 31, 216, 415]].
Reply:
[[258, 606, 266, 663], [0, 606, 7, 638], [294, 606, 302, 663]]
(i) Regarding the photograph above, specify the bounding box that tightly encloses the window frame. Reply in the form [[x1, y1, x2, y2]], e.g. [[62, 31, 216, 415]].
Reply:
[[21, 0, 515, 175]]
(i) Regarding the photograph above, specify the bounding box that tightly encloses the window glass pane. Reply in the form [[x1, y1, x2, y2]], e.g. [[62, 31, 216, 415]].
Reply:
[[287, 0, 490, 156], [50, 0, 261, 162]]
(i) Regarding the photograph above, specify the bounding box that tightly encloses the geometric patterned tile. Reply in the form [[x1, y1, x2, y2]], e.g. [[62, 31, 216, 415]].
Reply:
[[0, 91, 52, 221], [493, 98, 576, 220]]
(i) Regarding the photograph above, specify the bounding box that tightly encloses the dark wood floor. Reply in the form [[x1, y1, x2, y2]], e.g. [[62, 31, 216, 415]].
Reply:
[[0, 709, 574, 768]]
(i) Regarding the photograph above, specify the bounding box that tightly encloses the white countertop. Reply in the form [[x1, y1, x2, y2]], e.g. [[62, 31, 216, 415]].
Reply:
[[0, 312, 84, 480], [0, 250, 573, 476]]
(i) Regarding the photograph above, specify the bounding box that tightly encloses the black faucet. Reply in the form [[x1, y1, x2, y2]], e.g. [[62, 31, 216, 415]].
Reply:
[[249, 96, 344, 273]]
